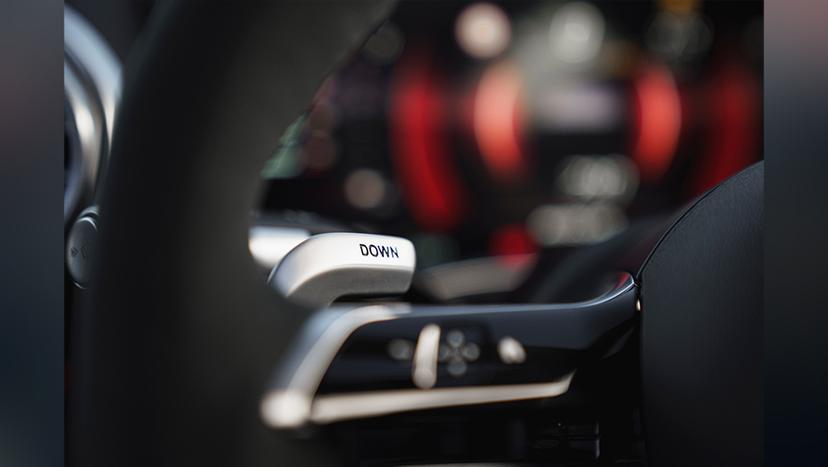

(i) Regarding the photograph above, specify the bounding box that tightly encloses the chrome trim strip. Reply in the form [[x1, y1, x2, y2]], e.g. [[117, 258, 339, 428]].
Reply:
[[309, 372, 575, 424], [64, 63, 102, 222], [262, 305, 398, 428], [64, 6, 121, 146], [63, 6, 122, 221]]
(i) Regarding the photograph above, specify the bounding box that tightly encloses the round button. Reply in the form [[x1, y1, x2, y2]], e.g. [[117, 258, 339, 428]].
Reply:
[[387, 339, 414, 361], [446, 358, 467, 377], [497, 336, 526, 364], [66, 213, 98, 288], [461, 342, 480, 361], [446, 330, 465, 348]]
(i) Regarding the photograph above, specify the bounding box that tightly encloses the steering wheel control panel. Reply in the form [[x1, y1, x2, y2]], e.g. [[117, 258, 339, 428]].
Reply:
[[261, 273, 637, 428]]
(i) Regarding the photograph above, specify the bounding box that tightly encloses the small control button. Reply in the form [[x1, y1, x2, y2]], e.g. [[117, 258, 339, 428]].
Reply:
[[461, 342, 480, 361], [66, 207, 99, 288], [387, 339, 414, 361], [439, 329, 480, 377], [438, 343, 451, 362], [446, 329, 465, 348], [498, 336, 526, 364], [446, 358, 467, 377]]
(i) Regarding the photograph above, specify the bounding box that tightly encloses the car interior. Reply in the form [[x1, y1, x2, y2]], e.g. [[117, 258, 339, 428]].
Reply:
[[64, 1, 763, 465]]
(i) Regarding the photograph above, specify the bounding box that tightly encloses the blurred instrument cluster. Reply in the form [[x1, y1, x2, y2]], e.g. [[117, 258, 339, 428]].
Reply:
[[259, 0, 762, 275]]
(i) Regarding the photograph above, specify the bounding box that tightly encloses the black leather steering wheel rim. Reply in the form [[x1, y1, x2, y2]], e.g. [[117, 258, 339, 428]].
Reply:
[[638, 162, 763, 466], [75, 2, 395, 465]]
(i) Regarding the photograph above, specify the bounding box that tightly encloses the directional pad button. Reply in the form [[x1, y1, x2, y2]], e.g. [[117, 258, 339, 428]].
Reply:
[[438, 329, 481, 378]]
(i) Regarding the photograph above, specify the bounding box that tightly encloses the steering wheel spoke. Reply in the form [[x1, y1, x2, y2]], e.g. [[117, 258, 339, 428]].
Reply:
[[262, 273, 637, 428]]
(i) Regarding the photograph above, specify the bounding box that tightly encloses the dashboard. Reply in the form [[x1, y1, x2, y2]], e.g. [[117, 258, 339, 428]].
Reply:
[[64, 0, 762, 301], [257, 0, 762, 300]]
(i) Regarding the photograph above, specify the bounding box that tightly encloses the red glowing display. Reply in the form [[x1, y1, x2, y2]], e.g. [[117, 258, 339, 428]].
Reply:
[[389, 51, 466, 231], [631, 64, 682, 182]]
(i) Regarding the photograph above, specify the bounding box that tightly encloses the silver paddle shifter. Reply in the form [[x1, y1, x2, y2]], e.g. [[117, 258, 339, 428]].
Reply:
[[267, 232, 416, 307]]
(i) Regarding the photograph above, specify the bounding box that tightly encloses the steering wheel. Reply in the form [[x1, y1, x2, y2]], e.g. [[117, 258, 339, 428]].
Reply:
[[74, 2, 762, 466]]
